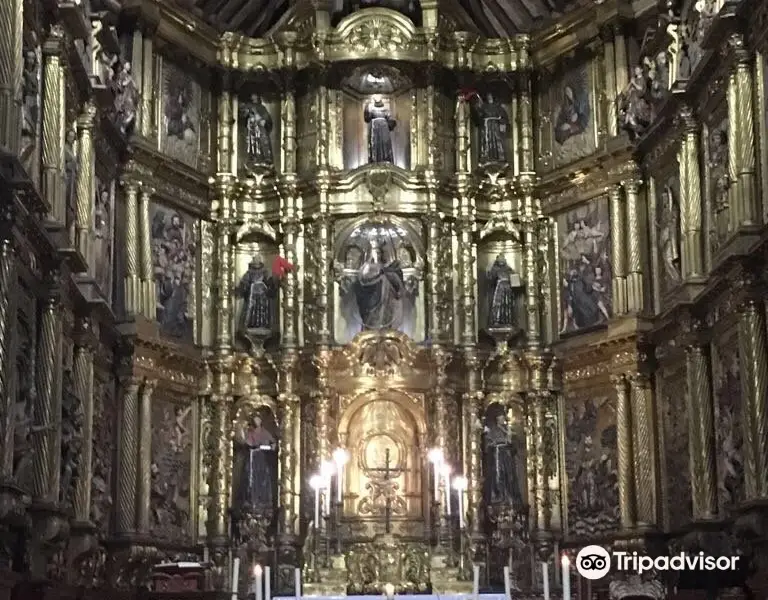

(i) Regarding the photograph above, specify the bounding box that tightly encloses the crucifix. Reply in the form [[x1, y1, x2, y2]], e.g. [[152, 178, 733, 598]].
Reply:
[[368, 447, 396, 533]]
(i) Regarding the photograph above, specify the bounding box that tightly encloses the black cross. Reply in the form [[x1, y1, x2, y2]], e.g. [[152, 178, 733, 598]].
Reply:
[[368, 448, 396, 533]]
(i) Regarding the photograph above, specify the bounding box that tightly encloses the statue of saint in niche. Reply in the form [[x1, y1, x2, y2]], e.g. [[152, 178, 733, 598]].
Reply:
[[354, 238, 406, 328], [236, 256, 277, 335], [470, 93, 509, 165], [241, 94, 273, 166], [364, 95, 396, 163], [484, 409, 523, 508], [486, 255, 523, 330], [232, 411, 278, 513]]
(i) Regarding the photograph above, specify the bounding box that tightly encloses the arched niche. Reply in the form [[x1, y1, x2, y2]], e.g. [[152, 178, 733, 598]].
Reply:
[[333, 216, 425, 344], [482, 399, 527, 514], [477, 221, 525, 342], [233, 221, 279, 350]]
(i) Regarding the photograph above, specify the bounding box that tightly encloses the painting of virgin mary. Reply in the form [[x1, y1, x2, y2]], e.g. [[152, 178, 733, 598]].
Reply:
[[554, 80, 590, 145]]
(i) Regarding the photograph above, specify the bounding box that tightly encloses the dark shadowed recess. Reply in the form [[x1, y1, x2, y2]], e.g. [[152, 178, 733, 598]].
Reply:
[[158, 0, 590, 39]]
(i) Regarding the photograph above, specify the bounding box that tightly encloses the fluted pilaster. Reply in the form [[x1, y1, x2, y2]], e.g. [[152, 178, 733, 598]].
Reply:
[[623, 179, 644, 311], [518, 73, 534, 174], [281, 91, 296, 174], [684, 344, 717, 519], [738, 300, 768, 499], [609, 185, 627, 315], [612, 373, 636, 529], [122, 180, 140, 316], [426, 213, 442, 340], [32, 277, 63, 503], [41, 26, 65, 223], [678, 107, 704, 280], [72, 318, 96, 521], [0, 0, 22, 152], [728, 35, 760, 230], [138, 186, 154, 319], [602, 28, 618, 138], [205, 394, 232, 542], [455, 97, 470, 174], [0, 235, 16, 478], [115, 376, 140, 535], [75, 102, 96, 262], [629, 373, 657, 526], [214, 176, 234, 350], [136, 379, 154, 533], [139, 35, 153, 140]]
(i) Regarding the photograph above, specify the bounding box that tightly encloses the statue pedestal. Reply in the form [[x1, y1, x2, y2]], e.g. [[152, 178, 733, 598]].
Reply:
[[430, 554, 472, 595], [304, 554, 348, 596]]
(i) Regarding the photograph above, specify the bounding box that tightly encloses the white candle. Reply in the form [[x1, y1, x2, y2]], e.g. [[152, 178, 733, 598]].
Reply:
[[337, 468, 343, 503], [314, 487, 320, 526], [384, 583, 395, 599], [254, 565, 263, 600], [503, 566, 511, 600], [457, 491, 465, 529], [542, 562, 550, 600], [433, 462, 440, 502], [203, 547, 209, 563], [561, 556, 571, 600], [323, 487, 330, 517], [231, 558, 240, 595], [265, 566, 271, 600], [294, 567, 301, 600], [472, 564, 480, 600], [445, 486, 451, 515]]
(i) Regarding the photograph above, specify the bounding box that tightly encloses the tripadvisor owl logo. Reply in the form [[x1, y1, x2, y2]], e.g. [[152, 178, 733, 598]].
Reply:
[[574, 544, 742, 581]]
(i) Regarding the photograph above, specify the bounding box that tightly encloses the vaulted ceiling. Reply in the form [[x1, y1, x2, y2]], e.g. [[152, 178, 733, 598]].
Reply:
[[172, 0, 588, 39]]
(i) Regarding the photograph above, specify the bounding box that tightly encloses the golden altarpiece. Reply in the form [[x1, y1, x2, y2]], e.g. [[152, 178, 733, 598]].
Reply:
[[0, 0, 767, 597]]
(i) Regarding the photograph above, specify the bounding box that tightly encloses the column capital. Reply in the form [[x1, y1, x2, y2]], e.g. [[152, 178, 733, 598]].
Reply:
[[42, 25, 66, 55], [610, 373, 627, 386], [677, 104, 698, 133], [119, 178, 140, 194], [76, 101, 97, 129], [139, 186, 155, 198], [74, 315, 99, 351], [728, 33, 750, 64], [621, 178, 643, 194], [140, 378, 157, 396], [606, 183, 623, 199]]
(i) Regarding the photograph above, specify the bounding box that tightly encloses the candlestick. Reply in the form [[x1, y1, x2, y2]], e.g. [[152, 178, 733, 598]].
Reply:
[[294, 567, 301, 600], [254, 565, 263, 600], [472, 564, 480, 600], [542, 562, 550, 600], [231, 558, 240, 596], [503, 566, 511, 600], [203, 547, 209, 563], [265, 566, 271, 600], [561, 555, 571, 600]]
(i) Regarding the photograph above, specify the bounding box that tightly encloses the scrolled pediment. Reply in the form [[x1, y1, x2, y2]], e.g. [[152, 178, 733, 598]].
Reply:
[[335, 9, 416, 58]]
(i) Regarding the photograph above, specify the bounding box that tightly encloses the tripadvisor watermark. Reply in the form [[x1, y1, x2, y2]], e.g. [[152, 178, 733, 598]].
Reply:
[[575, 545, 741, 580]]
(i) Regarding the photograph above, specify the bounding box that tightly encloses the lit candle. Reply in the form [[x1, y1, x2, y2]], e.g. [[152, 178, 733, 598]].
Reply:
[[231, 558, 240, 596], [321, 461, 334, 518], [310, 475, 322, 527], [472, 564, 480, 600], [294, 567, 301, 600], [333, 448, 349, 503], [203, 547, 209, 563], [441, 463, 452, 515], [542, 562, 550, 600], [265, 566, 271, 600], [503, 566, 511, 600], [428, 448, 443, 502], [254, 565, 263, 600], [561, 555, 571, 600], [453, 476, 467, 529], [384, 583, 395, 599]]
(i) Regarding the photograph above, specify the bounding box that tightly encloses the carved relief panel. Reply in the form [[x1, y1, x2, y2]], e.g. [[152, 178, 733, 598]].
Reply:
[[711, 335, 744, 513], [703, 111, 730, 261], [564, 392, 619, 538], [150, 395, 195, 541], [91, 373, 116, 533], [658, 361, 692, 529]]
